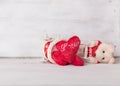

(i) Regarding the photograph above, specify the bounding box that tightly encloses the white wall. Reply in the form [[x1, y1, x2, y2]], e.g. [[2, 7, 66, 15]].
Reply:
[[0, 0, 120, 57]]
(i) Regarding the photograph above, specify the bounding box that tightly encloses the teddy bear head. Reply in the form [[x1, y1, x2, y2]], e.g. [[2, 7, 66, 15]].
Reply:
[[87, 40, 115, 64]]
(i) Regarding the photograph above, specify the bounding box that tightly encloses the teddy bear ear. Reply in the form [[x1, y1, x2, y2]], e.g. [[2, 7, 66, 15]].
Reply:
[[108, 43, 116, 53], [87, 40, 99, 47]]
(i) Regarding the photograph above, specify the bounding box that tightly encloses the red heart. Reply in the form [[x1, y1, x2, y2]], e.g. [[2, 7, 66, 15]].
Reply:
[[56, 36, 80, 53], [54, 36, 80, 63]]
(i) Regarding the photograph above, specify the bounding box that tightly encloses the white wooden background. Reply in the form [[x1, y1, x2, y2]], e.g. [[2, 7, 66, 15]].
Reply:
[[0, 0, 120, 57]]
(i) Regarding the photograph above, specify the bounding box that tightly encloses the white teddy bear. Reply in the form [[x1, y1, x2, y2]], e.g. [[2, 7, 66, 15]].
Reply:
[[77, 40, 115, 64]]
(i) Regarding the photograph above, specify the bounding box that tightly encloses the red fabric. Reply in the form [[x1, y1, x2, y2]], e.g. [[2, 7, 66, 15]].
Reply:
[[44, 36, 84, 66], [87, 41, 101, 57], [52, 51, 69, 65], [44, 42, 50, 57], [87, 41, 101, 63], [52, 36, 84, 66], [71, 55, 84, 66]]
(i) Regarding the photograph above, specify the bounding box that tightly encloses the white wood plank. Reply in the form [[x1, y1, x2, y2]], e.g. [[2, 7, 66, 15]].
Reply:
[[0, 59, 120, 86]]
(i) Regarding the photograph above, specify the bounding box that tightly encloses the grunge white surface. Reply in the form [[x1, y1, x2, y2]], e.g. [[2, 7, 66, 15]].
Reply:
[[0, 0, 120, 57], [0, 58, 119, 86]]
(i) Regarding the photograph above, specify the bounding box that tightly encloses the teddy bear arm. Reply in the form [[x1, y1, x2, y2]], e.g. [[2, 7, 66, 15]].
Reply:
[[108, 57, 115, 64], [87, 57, 98, 64]]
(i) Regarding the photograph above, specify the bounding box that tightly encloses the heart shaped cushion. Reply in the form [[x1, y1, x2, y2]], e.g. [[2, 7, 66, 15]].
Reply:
[[52, 36, 84, 66], [55, 36, 80, 62]]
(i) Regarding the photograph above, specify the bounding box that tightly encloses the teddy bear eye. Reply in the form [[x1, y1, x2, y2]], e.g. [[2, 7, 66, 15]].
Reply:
[[102, 51, 105, 53]]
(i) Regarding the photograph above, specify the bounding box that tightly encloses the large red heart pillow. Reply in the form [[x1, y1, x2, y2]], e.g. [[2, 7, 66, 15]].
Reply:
[[54, 36, 80, 63], [44, 36, 84, 66]]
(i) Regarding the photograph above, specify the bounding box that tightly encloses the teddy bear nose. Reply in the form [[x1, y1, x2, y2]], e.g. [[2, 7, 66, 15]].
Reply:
[[102, 57, 105, 60]]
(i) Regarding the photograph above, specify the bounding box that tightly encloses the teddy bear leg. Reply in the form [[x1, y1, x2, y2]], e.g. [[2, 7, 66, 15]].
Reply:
[[71, 55, 84, 66]]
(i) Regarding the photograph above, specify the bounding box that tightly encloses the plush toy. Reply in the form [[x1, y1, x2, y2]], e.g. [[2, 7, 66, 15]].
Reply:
[[43, 36, 84, 66], [78, 40, 115, 64]]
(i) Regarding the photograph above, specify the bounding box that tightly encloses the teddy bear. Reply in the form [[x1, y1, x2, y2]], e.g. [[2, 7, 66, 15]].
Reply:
[[43, 35, 84, 66], [77, 40, 115, 64]]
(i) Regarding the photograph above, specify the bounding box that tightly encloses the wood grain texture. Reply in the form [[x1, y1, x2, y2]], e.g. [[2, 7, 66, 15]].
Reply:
[[0, 58, 119, 86]]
